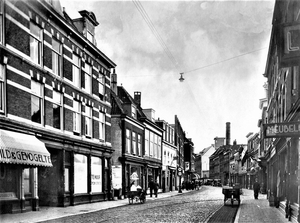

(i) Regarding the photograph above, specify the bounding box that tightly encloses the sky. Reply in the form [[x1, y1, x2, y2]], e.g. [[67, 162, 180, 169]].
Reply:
[[60, 0, 275, 153]]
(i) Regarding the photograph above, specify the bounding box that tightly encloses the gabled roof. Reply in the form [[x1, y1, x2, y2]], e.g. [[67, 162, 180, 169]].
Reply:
[[199, 145, 214, 155]]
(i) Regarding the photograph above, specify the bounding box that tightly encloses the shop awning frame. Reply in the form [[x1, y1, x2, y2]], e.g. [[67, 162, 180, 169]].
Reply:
[[0, 129, 52, 167]]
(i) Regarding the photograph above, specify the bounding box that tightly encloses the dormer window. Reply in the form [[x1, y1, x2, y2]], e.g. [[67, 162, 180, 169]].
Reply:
[[73, 10, 99, 46], [132, 105, 137, 119], [87, 30, 94, 43]]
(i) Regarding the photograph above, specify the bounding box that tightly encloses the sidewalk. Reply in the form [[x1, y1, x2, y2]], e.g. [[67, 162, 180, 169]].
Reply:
[[234, 188, 289, 223], [0, 190, 190, 223]]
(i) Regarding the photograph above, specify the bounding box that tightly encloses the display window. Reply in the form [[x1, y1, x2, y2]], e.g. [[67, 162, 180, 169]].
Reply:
[[91, 156, 102, 193], [74, 154, 88, 194]]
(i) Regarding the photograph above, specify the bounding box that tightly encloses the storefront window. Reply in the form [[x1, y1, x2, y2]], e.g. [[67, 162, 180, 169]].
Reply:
[[130, 166, 140, 187], [91, 156, 102, 193], [64, 168, 69, 192], [24, 168, 31, 194], [74, 154, 88, 194]]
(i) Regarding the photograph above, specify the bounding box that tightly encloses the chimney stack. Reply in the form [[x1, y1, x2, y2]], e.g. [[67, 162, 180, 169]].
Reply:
[[111, 68, 117, 94], [134, 92, 141, 107], [226, 122, 231, 146]]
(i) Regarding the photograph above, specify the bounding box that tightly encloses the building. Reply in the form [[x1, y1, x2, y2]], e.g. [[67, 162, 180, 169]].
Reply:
[[183, 138, 195, 183], [174, 115, 185, 191], [110, 87, 163, 197], [198, 144, 215, 179], [156, 119, 177, 192], [0, 0, 116, 213], [262, 0, 300, 221]]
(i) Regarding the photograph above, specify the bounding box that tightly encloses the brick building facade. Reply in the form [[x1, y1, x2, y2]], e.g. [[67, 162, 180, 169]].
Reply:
[[0, 0, 116, 213]]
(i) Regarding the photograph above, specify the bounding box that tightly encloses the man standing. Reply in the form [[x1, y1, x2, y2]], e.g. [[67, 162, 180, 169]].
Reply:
[[253, 178, 260, 199], [148, 178, 155, 197]]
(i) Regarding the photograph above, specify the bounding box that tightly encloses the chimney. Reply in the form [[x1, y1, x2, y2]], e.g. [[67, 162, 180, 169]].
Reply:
[[214, 137, 225, 149], [226, 122, 231, 146], [111, 68, 117, 94], [134, 92, 141, 107]]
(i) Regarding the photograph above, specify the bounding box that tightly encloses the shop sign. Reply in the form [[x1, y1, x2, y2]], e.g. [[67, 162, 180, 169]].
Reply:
[[0, 148, 52, 166], [263, 121, 300, 138], [279, 23, 300, 67]]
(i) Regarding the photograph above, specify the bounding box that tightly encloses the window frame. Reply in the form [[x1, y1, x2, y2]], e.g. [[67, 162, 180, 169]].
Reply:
[[98, 74, 105, 96], [31, 80, 43, 125], [85, 105, 92, 137], [29, 22, 42, 66], [126, 129, 131, 153], [83, 63, 92, 94], [137, 134, 141, 156], [51, 38, 62, 76], [0, 0, 3, 44], [73, 100, 81, 134], [99, 112, 105, 141], [52, 90, 62, 130], [0, 64, 4, 113], [72, 54, 81, 88]]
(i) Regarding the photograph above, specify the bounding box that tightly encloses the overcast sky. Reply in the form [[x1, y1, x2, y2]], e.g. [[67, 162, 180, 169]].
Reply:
[[61, 0, 275, 153]]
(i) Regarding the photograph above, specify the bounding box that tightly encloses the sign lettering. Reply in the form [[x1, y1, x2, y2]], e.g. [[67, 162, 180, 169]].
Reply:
[[263, 122, 300, 138]]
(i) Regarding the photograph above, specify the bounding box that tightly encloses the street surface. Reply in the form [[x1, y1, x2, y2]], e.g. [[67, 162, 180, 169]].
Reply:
[[40, 186, 226, 223]]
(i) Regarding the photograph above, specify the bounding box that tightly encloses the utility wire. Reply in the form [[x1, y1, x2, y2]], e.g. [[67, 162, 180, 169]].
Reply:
[[123, 47, 268, 77], [181, 47, 268, 75], [132, 0, 179, 71]]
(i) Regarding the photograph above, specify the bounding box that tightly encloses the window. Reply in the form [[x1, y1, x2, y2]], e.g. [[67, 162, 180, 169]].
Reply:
[[52, 39, 61, 76], [99, 112, 105, 140], [132, 132, 136, 154], [132, 106, 136, 119], [158, 136, 161, 160], [73, 100, 81, 133], [23, 168, 31, 194], [30, 23, 42, 65], [83, 63, 92, 94], [149, 132, 154, 156], [72, 54, 80, 88], [0, 0, 3, 44], [64, 167, 69, 192], [0, 64, 4, 113], [74, 154, 88, 194], [87, 30, 93, 43], [137, 134, 141, 156], [91, 156, 102, 193], [126, 129, 131, 153], [145, 129, 149, 156], [53, 91, 62, 129], [99, 75, 105, 96], [85, 106, 92, 137], [31, 81, 43, 124]]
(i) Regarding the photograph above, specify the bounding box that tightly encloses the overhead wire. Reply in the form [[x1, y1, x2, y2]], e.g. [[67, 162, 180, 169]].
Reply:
[[181, 47, 268, 75], [132, 0, 180, 72]]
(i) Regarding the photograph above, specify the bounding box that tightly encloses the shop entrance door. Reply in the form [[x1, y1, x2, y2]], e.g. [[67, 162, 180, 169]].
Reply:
[[23, 168, 33, 212]]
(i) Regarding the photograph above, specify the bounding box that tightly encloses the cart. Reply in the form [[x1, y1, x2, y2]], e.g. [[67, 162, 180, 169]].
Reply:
[[222, 185, 241, 207], [128, 188, 146, 204]]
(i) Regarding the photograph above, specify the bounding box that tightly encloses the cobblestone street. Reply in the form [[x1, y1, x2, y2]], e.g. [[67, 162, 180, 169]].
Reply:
[[39, 187, 224, 223]]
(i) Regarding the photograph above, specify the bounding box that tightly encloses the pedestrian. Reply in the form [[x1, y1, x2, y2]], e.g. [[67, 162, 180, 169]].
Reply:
[[154, 180, 159, 197], [253, 178, 260, 199], [148, 178, 155, 197]]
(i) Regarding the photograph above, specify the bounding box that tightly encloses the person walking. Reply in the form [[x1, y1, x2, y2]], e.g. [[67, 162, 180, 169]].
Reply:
[[154, 180, 159, 198], [253, 178, 260, 199], [148, 178, 155, 197]]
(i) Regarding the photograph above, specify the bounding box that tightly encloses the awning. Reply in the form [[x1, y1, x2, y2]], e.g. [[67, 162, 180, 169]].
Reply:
[[0, 130, 52, 167], [192, 173, 201, 180]]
